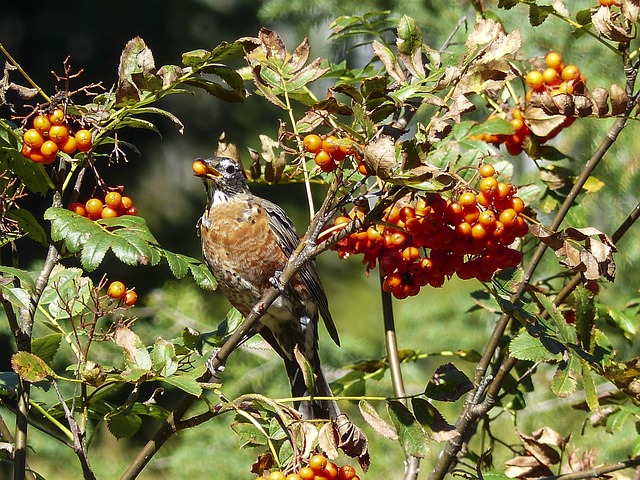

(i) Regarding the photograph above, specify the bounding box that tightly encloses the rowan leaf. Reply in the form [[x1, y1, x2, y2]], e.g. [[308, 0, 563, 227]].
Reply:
[[32, 334, 63, 365], [11, 351, 54, 382], [359, 400, 398, 440], [107, 411, 142, 439], [387, 400, 430, 458], [424, 363, 473, 402]]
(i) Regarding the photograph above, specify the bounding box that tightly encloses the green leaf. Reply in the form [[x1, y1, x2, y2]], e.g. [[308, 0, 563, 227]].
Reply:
[[535, 292, 577, 344], [6, 209, 47, 245], [0, 285, 30, 310], [11, 351, 54, 382], [468, 118, 514, 137], [510, 331, 563, 362], [551, 353, 580, 397], [387, 400, 429, 458], [80, 232, 111, 271], [6, 150, 52, 195], [331, 370, 366, 397], [181, 49, 211, 67], [151, 339, 178, 377], [574, 285, 595, 351], [32, 334, 63, 365], [187, 261, 217, 290], [164, 251, 189, 278], [424, 363, 473, 402], [0, 266, 35, 292], [162, 374, 202, 397], [183, 77, 244, 102], [359, 399, 398, 439], [529, 4, 552, 26], [107, 411, 142, 439]]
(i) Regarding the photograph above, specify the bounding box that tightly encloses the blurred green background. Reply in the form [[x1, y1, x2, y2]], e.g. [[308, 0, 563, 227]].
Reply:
[[1, 0, 639, 478]]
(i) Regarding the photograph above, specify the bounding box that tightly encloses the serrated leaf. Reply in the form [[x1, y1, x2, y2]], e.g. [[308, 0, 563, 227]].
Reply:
[[188, 262, 217, 290], [535, 292, 577, 344], [114, 324, 152, 371], [184, 77, 244, 102], [359, 400, 398, 439], [6, 209, 47, 245], [551, 354, 580, 397], [582, 364, 599, 411], [424, 363, 473, 402], [510, 331, 563, 362], [129, 107, 185, 134], [11, 351, 54, 382], [152, 339, 178, 377], [107, 412, 142, 439], [0, 266, 35, 292], [387, 400, 429, 458], [529, 4, 552, 26], [182, 49, 211, 67], [162, 374, 202, 397], [7, 151, 52, 195], [0, 285, 29, 310], [32, 334, 63, 365], [164, 251, 189, 279], [80, 232, 111, 271]]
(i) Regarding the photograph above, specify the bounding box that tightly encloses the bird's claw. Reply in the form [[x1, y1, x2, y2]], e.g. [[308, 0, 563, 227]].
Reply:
[[206, 348, 226, 380], [269, 271, 286, 292]]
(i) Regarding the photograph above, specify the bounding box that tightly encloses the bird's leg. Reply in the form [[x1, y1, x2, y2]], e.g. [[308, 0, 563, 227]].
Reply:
[[268, 270, 287, 293], [206, 347, 226, 379]]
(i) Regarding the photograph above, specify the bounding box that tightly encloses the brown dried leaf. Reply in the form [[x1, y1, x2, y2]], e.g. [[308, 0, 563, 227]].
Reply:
[[517, 430, 561, 465], [289, 37, 311, 72], [336, 414, 370, 471], [523, 106, 566, 137], [318, 422, 340, 459], [610, 83, 629, 116], [358, 400, 398, 440], [505, 456, 553, 478], [259, 134, 281, 183], [258, 28, 286, 61], [562, 448, 600, 474], [363, 135, 399, 180], [552, 0, 570, 16], [248, 148, 261, 180], [622, 0, 639, 23], [372, 40, 405, 83], [250, 452, 274, 475], [551, 93, 575, 116], [573, 94, 594, 117], [592, 6, 634, 42], [215, 132, 241, 162], [9, 83, 37, 99], [591, 87, 610, 117]]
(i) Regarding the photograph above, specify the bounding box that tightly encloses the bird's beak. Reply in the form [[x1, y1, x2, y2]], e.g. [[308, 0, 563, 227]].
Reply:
[[192, 159, 221, 179]]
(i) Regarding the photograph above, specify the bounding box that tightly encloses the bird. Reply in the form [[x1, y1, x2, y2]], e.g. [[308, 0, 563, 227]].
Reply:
[[194, 156, 340, 420]]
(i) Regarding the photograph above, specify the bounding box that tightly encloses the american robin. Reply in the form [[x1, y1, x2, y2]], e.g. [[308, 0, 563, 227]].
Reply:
[[194, 156, 340, 420]]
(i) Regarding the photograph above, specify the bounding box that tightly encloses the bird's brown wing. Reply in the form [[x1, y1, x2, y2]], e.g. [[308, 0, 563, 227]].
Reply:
[[259, 199, 340, 347]]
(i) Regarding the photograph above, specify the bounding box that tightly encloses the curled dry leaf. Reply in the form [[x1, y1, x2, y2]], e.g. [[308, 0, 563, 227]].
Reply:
[[609, 83, 629, 116], [592, 6, 634, 42], [562, 448, 600, 475], [358, 400, 398, 440], [622, 0, 639, 23], [523, 106, 566, 138], [336, 414, 370, 471], [505, 455, 554, 478], [259, 134, 285, 184], [215, 132, 241, 162], [530, 225, 617, 282], [591, 87, 610, 117], [363, 135, 399, 179]]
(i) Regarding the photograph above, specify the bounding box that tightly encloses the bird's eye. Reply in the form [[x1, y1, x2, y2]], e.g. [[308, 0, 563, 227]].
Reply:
[[225, 164, 236, 174]]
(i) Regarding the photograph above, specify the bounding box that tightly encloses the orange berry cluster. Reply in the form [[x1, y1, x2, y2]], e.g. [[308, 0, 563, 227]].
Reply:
[[266, 453, 359, 480], [68, 191, 137, 220], [598, 0, 619, 6], [473, 108, 531, 156], [21, 108, 92, 164], [302, 134, 365, 174], [331, 164, 527, 299], [107, 280, 137, 306], [525, 51, 585, 99]]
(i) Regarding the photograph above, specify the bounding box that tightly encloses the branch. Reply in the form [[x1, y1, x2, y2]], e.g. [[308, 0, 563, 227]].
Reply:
[[538, 456, 640, 480]]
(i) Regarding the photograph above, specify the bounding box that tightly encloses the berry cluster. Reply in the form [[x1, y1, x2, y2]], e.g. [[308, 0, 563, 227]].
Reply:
[[525, 52, 584, 99], [302, 134, 365, 174], [331, 164, 527, 299], [266, 453, 359, 480], [68, 191, 137, 220], [598, 0, 619, 6], [21, 108, 92, 164], [473, 52, 581, 155], [107, 280, 137, 306]]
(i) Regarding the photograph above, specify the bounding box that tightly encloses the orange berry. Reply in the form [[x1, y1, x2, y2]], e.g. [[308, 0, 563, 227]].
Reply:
[[499, 208, 518, 227], [28, 149, 45, 163], [303, 134, 323, 153], [299, 467, 315, 480], [525, 70, 544, 90], [324, 462, 339, 479], [495, 182, 511, 201], [542, 67, 560, 86], [32, 114, 51, 134], [101, 206, 119, 219], [479, 176, 498, 196], [458, 191, 477, 207], [286, 475, 303, 480], [315, 150, 336, 171], [357, 160, 371, 176], [85, 198, 104, 218], [68, 202, 87, 217], [545, 51, 563, 70], [471, 222, 488, 240], [510, 196, 525, 214], [309, 454, 328, 473], [59, 136, 78, 154], [48, 108, 65, 125], [561, 64, 581, 82], [478, 210, 497, 226], [268, 471, 286, 480], [402, 246, 420, 262], [48, 124, 69, 144], [120, 196, 133, 210], [338, 465, 357, 480], [75, 129, 93, 151], [107, 281, 126, 299], [479, 163, 495, 177], [105, 191, 123, 208], [321, 135, 340, 157], [23, 129, 44, 149], [192, 159, 207, 175], [40, 140, 59, 158], [123, 289, 138, 306]]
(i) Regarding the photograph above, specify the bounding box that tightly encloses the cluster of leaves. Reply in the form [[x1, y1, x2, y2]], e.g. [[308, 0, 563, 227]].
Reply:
[[1, 1, 640, 479]]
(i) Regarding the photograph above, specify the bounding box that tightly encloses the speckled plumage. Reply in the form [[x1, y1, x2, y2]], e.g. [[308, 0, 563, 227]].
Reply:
[[196, 156, 339, 419]]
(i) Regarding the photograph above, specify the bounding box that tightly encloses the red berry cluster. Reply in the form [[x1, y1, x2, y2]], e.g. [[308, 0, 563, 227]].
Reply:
[[473, 51, 581, 155], [107, 280, 137, 306], [266, 453, 359, 480], [21, 108, 92, 164], [68, 191, 137, 221], [331, 164, 527, 299], [302, 133, 366, 174]]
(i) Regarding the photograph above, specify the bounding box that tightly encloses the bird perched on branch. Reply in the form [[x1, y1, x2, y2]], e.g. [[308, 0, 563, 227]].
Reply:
[[194, 156, 340, 420]]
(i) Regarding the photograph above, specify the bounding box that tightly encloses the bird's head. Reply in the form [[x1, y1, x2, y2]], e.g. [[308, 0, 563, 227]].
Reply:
[[192, 156, 249, 205]]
